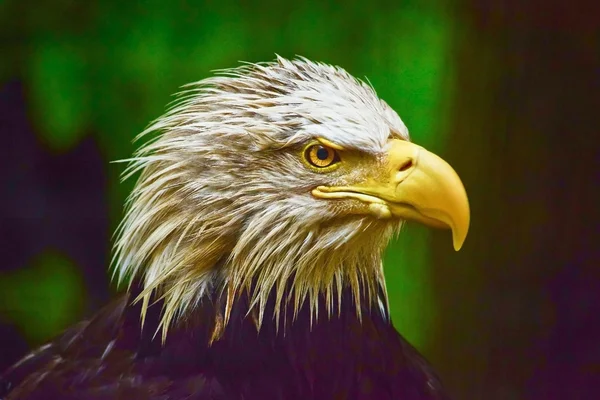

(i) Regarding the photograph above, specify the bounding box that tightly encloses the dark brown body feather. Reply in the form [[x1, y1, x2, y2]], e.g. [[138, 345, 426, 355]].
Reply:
[[1, 286, 448, 400]]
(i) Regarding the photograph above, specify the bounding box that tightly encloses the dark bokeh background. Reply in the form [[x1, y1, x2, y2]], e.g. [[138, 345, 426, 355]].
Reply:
[[1, 1, 598, 399]]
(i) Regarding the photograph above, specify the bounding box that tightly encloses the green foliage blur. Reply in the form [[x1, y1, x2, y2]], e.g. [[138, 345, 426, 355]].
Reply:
[[1, 0, 457, 352]]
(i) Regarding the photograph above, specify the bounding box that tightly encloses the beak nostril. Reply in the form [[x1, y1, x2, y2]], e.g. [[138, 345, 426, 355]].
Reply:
[[399, 159, 413, 172]]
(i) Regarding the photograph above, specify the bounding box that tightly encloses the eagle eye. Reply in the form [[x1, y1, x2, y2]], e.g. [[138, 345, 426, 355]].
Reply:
[[304, 144, 340, 169]]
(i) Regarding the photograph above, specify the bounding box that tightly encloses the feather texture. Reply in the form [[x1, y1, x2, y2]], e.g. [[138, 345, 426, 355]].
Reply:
[[1, 285, 448, 400], [111, 56, 408, 339]]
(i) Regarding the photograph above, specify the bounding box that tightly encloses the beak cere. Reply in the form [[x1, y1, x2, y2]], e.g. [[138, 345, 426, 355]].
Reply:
[[312, 139, 470, 251]]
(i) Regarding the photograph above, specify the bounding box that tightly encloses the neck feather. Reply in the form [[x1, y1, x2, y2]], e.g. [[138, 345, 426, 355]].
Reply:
[[113, 161, 401, 342]]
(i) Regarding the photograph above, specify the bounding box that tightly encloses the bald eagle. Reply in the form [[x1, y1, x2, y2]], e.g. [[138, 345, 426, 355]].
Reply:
[[1, 57, 469, 400]]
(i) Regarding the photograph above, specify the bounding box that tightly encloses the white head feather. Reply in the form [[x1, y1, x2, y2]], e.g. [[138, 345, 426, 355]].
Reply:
[[112, 56, 410, 341]]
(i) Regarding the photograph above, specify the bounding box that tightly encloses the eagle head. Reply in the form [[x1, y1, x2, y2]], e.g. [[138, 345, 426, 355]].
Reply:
[[113, 56, 469, 340]]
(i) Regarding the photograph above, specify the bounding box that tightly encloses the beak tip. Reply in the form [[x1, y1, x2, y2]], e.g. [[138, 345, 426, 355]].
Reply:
[[452, 224, 469, 251]]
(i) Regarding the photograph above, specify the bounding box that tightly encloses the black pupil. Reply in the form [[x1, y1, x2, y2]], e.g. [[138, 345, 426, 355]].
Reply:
[[316, 147, 329, 161]]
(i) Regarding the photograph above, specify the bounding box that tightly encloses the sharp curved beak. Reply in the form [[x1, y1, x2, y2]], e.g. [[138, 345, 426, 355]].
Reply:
[[312, 139, 470, 251]]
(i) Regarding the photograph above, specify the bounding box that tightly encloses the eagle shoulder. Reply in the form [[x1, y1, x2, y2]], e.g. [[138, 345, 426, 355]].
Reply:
[[0, 293, 226, 400]]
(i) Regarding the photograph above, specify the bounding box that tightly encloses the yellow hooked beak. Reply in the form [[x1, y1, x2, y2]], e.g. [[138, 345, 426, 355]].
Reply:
[[312, 139, 470, 251]]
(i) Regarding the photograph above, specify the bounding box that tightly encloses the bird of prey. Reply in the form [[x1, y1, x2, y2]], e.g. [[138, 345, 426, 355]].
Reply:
[[1, 56, 469, 400]]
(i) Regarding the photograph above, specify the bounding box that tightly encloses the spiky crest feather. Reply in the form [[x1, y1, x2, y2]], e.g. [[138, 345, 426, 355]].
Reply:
[[112, 56, 409, 341]]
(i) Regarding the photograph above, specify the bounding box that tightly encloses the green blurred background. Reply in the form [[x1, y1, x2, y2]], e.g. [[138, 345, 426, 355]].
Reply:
[[1, 1, 598, 399]]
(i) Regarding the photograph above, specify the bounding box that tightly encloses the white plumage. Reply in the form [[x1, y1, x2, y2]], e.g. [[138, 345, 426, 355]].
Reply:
[[112, 56, 451, 342]]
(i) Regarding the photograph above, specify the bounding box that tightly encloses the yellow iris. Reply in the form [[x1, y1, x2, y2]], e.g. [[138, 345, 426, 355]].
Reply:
[[305, 144, 340, 168]]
